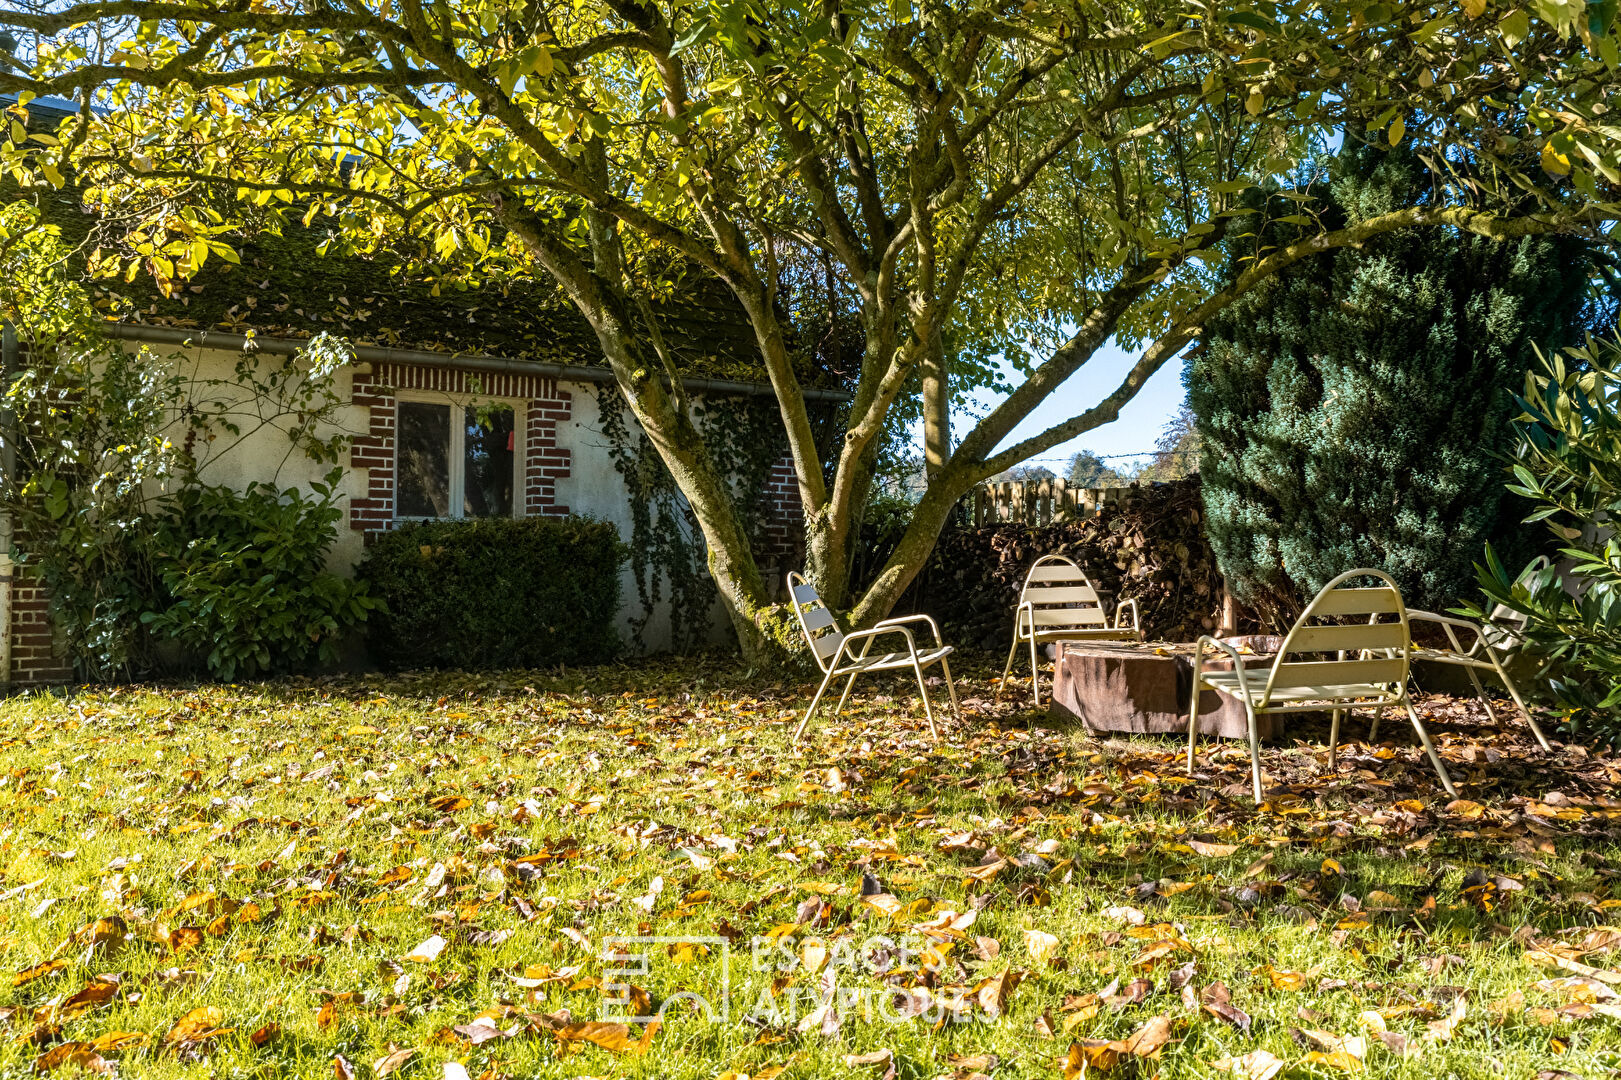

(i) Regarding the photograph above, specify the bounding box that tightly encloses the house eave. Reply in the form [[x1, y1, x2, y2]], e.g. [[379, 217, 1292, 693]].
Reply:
[[104, 322, 855, 403]]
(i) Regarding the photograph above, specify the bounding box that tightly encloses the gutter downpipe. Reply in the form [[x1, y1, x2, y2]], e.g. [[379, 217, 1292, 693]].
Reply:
[[103, 323, 856, 403]]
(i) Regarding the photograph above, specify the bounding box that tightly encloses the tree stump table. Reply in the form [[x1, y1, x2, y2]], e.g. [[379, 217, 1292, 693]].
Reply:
[[1047, 639, 1285, 740]]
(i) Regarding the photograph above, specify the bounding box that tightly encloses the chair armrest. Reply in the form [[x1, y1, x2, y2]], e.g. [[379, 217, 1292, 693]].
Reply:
[[837, 624, 918, 666], [1192, 634, 1256, 700], [874, 613, 945, 648], [1114, 598, 1140, 633], [1406, 609, 1486, 657], [1010, 599, 1035, 636]]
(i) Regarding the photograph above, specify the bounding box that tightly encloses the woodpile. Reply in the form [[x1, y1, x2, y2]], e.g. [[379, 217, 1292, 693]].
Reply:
[[904, 477, 1232, 650]]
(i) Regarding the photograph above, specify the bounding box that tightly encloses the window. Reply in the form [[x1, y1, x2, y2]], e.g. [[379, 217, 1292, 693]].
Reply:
[[396, 398, 519, 520]]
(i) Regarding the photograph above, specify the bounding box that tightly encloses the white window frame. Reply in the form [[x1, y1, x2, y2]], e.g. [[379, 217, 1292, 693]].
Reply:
[[394, 390, 525, 521]]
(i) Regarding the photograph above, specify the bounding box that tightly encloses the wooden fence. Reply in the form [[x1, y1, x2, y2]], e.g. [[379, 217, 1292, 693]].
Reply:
[[962, 479, 1136, 527]]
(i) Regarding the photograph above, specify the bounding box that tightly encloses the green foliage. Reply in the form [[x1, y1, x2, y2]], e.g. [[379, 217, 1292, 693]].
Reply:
[[1066, 452, 1125, 487], [358, 516, 626, 671], [0, 201, 364, 678], [1465, 338, 1621, 736], [10, 0, 1617, 636], [1133, 405, 1202, 484], [1191, 141, 1591, 619], [140, 473, 377, 681]]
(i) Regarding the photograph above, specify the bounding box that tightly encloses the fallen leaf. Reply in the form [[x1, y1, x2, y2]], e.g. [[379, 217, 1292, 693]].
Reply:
[[33, 1043, 113, 1074], [1025, 929, 1061, 964], [1257, 964, 1307, 991], [373, 1046, 416, 1077], [1204, 1000, 1251, 1032], [55, 976, 120, 1019], [1212, 1049, 1284, 1080], [1114, 1013, 1175, 1056], [88, 1032, 146, 1053], [1189, 840, 1239, 858], [553, 1020, 659, 1055], [13, 958, 68, 987], [842, 1048, 895, 1079], [1425, 996, 1466, 1042], [405, 935, 447, 963], [975, 969, 1026, 1018], [1102, 905, 1146, 927], [164, 1005, 232, 1048]]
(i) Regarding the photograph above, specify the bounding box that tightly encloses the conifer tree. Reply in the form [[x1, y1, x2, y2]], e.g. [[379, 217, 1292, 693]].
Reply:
[[1190, 139, 1592, 616]]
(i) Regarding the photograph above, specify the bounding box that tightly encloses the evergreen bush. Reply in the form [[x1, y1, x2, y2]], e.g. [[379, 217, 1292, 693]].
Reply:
[[1190, 139, 1590, 619], [359, 516, 625, 670]]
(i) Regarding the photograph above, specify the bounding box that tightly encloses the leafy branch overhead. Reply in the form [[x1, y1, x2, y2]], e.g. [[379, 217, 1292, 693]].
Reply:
[[3, 0, 1620, 649]]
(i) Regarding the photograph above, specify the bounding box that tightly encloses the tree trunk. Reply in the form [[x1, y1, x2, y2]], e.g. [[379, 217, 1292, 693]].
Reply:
[[921, 338, 951, 480], [501, 202, 794, 665], [847, 469, 969, 627]]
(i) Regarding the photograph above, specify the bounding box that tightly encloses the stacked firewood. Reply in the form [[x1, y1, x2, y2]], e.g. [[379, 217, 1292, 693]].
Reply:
[[904, 477, 1231, 649]]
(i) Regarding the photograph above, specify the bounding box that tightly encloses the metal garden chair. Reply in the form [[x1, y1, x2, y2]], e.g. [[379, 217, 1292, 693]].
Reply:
[[1405, 556, 1552, 750], [998, 554, 1143, 705], [787, 571, 958, 746], [1185, 568, 1457, 801]]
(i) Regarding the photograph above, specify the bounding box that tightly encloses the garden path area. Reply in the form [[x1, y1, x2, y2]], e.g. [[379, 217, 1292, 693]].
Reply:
[[2, 656, 1620, 1079]]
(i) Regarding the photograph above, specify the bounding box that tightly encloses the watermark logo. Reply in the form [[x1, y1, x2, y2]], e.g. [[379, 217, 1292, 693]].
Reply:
[[601, 933, 983, 1027]]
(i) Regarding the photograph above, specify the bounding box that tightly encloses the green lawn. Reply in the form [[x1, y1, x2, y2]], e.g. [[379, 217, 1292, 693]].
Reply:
[[1, 655, 1619, 1079]]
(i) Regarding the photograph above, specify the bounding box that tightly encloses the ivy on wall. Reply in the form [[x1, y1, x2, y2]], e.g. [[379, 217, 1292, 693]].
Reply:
[[591, 384, 794, 651]]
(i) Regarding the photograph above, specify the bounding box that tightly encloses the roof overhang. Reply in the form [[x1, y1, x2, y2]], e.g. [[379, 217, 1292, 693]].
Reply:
[[104, 322, 855, 403]]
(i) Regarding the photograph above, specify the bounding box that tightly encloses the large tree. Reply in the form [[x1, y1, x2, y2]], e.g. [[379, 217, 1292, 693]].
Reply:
[[2, 0, 1619, 657], [1191, 136, 1594, 617]]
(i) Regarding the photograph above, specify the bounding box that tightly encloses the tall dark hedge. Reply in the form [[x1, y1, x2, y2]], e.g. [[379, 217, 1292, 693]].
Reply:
[[358, 516, 626, 670], [1189, 138, 1589, 618]]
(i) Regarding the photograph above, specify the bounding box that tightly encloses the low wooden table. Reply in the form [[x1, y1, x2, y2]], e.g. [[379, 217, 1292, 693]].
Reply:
[[1048, 639, 1284, 740]]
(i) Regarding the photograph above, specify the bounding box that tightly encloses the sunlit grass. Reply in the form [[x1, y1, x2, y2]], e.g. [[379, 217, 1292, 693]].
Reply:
[[0, 656, 1617, 1079]]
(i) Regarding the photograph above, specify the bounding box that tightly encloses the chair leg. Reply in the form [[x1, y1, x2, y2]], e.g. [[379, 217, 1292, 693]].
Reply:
[[1402, 697, 1457, 797], [997, 635, 1020, 700], [1185, 675, 1204, 775], [1368, 706, 1384, 742], [940, 656, 961, 719], [1461, 663, 1498, 724], [834, 671, 860, 715], [1245, 702, 1265, 803], [1491, 655, 1552, 752], [1029, 634, 1043, 707], [912, 661, 939, 739], [1328, 709, 1343, 771], [794, 666, 841, 747]]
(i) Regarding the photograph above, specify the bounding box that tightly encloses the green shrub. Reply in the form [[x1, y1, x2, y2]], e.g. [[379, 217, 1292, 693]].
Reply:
[[1191, 138, 1589, 620], [140, 472, 379, 681], [359, 516, 625, 670], [1464, 337, 1621, 737]]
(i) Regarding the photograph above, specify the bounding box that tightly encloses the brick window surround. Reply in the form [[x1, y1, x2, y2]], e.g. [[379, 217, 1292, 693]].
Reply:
[[349, 363, 573, 538]]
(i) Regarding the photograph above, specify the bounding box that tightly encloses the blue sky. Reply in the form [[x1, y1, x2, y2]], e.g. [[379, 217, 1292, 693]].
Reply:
[[963, 339, 1187, 474]]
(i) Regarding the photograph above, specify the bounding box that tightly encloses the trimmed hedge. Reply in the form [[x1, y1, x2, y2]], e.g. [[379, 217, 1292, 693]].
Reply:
[[358, 516, 626, 670]]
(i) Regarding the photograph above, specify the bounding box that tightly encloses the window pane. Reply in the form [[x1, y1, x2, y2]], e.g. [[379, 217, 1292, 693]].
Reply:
[[464, 405, 514, 518], [397, 401, 451, 518]]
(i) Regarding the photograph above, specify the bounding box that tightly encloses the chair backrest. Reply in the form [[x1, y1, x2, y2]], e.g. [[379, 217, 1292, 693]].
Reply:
[[1017, 554, 1109, 633], [1262, 568, 1411, 706], [787, 572, 844, 672]]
